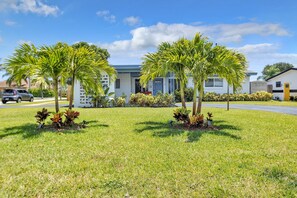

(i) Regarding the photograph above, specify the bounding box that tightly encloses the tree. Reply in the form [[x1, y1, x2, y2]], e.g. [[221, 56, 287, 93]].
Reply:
[[141, 41, 189, 108], [38, 43, 69, 113], [66, 44, 116, 109], [185, 34, 247, 115], [4, 43, 68, 113], [258, 62, 294, 80]]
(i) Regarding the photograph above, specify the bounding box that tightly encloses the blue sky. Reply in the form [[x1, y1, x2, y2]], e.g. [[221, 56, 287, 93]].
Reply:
[[1, 0, 297, 80]]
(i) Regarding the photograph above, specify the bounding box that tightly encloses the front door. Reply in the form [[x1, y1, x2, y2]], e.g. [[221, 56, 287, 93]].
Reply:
[[153, 78, 163, 95], [284, 83, 290, 101]]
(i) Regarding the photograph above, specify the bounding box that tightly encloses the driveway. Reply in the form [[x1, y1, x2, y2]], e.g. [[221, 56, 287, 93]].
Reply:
[[177, 103, 297, 116]]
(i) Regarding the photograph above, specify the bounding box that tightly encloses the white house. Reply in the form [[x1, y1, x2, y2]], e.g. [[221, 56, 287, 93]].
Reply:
[[266, 68, 297, 101], [74, 65, 257, 107]]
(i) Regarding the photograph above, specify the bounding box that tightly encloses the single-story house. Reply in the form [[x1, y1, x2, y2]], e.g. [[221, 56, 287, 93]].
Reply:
[[0, 80, 29, 92], [74, 65, 257, 107], [266, 68, 297, 101]]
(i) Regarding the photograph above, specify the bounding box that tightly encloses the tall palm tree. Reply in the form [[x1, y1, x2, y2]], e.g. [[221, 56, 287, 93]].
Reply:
[[38, 43, 69, 112], [66, 45, 116, 109], [141, 41, 189, 108], [4, 43, 38, 87]]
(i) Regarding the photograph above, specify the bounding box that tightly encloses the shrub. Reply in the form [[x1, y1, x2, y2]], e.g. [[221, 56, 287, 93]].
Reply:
[[35, 108, 51, 128], [115, 97, 126, 107], [189, 114, 204, 127], [173, 108, 190, 123], [51, 112, 63, 129], [64, 109, 80, 126], [174, 88, 194, 102], [203, 91, 273, 102], [129, 93, 174, 107], [29, 88, 54, 97]]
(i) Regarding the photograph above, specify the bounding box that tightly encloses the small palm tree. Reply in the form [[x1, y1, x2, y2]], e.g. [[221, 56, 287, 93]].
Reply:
[[141, 41, 189, 108]]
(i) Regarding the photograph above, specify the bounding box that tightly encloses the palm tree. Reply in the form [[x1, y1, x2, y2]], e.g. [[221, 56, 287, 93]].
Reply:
[[4, 43, 38, 87], [141, 41, 189, 108], [38, 43, 69, 112], [66, 45, 116, 109], [194, 44, 246, 114]]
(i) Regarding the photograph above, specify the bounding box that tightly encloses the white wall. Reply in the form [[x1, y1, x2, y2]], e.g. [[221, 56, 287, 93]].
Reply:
[[115, 73, 132, 101], [267, 70, 297, 100], [187, 77, 234, 94]]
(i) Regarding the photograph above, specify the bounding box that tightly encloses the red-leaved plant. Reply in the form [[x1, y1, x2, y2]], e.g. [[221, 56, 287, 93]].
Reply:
[[64, 109, 80, 126]]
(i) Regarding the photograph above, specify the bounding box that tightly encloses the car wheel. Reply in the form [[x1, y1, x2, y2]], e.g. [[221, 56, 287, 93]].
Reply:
[[17, 98, 21, 103], [30, 97, 34, 102], [2, 101, 6, 104]]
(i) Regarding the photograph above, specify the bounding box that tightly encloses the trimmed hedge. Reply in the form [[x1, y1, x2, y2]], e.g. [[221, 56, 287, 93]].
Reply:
[[203, 91, 273, 101], [174, 88, 194, 102], [129, 93, 174, 107], [29, 88, 54, 97]]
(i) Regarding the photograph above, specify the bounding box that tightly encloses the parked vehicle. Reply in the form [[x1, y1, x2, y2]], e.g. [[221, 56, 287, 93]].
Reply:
[[2, 89, 34, 104]]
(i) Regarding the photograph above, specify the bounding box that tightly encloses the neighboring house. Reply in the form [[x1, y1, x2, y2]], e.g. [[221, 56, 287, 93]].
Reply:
[[250, 80, 267, 93], [266, 68, 297, 101], [0, 80, 29, 92], [74, 65, 257, 107]]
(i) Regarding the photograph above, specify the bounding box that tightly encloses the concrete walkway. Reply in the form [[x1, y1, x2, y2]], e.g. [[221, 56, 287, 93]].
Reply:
[[177, 103, 297, 116]]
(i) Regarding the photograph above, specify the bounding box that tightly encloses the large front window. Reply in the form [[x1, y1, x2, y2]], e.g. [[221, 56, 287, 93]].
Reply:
[[205, 77, 223, 87]]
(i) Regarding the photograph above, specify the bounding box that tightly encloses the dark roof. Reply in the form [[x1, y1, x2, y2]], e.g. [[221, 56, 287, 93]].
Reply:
[[112, 65, 141, 72], [113, 65, 257, 76], [246, 70, 257, 76], [266, 68, 297, 81]]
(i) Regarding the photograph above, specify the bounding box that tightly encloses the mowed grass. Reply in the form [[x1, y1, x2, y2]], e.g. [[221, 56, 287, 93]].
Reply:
[[0, 107, 296, 197]]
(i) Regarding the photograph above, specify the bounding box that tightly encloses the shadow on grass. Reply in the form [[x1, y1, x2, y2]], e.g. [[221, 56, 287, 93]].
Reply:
[[0, 120, 109, 140], [135, 120, 241, 142]]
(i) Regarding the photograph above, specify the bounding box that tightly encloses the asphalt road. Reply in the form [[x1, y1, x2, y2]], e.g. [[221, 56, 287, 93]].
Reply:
[[177, 103, 297, 116], [1, 100, 297, 116]]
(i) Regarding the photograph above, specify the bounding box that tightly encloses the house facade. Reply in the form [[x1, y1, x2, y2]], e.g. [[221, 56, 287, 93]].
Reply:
[[266, 68, 297, 101], [74, 65, 257, 107]]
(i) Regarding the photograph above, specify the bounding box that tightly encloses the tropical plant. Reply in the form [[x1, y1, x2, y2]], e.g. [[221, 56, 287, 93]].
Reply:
[[64, 109, 80, 126], [92, 87, 114, 108], [35, 108, 51, 128], [206, 112, 213, 121], [4, 43, 68, 113], [50, 112, 63, 129], [173, 108, 190, 123], [67, 43, 116, 109], [140, 41, 188, 108], [189, 114, 204, 127]]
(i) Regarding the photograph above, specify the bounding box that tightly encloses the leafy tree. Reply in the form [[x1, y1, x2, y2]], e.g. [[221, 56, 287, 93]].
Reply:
[[258, 62, 294, 80]]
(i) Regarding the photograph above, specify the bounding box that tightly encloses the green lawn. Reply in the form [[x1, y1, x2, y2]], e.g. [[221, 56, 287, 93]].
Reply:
[[0, 107, 296, 197]]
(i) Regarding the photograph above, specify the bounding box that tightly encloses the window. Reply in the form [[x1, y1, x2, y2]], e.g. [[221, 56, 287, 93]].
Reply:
[[115, 79, 120, 89], [205, 78, 223, 87], [276, 81, 281, 87]]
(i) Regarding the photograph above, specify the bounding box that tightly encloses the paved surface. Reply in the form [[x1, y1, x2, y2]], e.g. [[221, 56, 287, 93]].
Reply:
[[177, 103, 297, 116], [0, 98, 65, 109]]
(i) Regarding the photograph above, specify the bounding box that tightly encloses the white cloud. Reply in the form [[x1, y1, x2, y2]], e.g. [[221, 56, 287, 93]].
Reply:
[[4, 20, 16, 26], [96, 10, 116, 23], [235, 43, 279, 54], [96, 22, 291, 76], [124, 16, 141, 26], [17, 40, 32, 45], [100, 22, 289, 55], [0, 0, 60, 16]]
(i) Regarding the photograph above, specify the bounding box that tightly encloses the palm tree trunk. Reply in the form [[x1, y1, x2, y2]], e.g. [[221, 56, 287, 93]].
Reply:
[[227, 82, 230, 111], [69, 76, 75, 109], [54, 78, 59, 113], [180, 80, 186, 109], [192, 82, 198, 115], [40, 83, 44, 99], [197, 80, 204, 114]]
